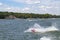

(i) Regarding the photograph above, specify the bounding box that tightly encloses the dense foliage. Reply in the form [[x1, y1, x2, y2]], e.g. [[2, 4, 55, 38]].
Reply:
[[0, 12, 60, 19]]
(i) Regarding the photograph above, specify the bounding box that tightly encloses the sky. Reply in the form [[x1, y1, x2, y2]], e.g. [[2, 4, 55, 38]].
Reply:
[[0, 0, 60, 15]]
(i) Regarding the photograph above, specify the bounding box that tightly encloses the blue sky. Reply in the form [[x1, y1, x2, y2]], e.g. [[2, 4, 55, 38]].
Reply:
[[0, 0, 60, 15]]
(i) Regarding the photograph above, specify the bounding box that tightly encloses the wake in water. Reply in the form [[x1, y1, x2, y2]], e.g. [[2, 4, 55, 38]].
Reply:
[[27, 19, 37, 22], [24, 23, 59, 33], [40, 36, 51, 40]]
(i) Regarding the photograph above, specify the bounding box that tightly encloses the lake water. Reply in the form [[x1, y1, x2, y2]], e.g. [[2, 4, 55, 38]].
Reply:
[[0, 18, 60, 40]]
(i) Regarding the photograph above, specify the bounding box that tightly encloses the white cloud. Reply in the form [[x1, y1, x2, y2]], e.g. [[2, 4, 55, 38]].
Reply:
[[38, 5, 60, 14], [39, 6, 52, 9], [6, 7, 21, 12], [38, 5, 59, 11], [6, 7, 11, 10], [13, 0, 23, 3], [25, 0, 40, 4], [22, 7, 30, 11], [0, 3, 21, 12], [39, 6, 46, 8], [34, 1, 40, 4], [12, 0, 40, 4], [0, 0, 60, 15], [39, 6, 48, 11], [0, 2, 31, 13], [0, 3, 3, 6]]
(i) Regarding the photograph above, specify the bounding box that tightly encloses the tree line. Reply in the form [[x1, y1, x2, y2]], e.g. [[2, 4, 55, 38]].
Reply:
[[0, 12, 60, 19]]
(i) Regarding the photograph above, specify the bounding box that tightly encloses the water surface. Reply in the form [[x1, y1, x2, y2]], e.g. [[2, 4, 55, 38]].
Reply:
[[0, 18, 60, 40]]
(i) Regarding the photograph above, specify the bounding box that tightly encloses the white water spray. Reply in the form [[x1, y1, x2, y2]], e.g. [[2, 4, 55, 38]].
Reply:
[[24, 23, 58, 33], [40, 36, 51, 40]]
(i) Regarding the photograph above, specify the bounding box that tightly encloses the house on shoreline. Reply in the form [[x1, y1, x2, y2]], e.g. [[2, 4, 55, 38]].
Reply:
[[5, 15, 16, 19]]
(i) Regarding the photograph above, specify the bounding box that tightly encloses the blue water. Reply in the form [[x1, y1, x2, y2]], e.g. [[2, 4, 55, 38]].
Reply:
[[0, 18, 60, 40]]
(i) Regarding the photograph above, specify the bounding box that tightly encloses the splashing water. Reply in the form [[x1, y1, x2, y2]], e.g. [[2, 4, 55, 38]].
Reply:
[[33, 23, 41, 28], [24, 23, 59, 33], [40, 36, 51, 40]]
